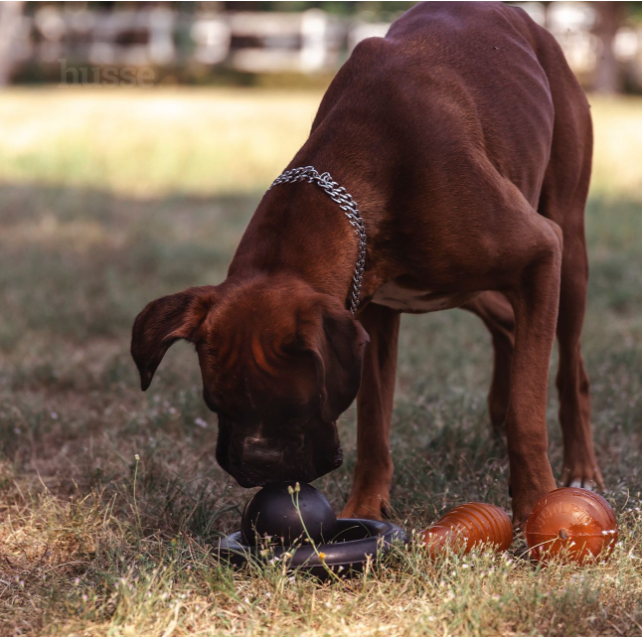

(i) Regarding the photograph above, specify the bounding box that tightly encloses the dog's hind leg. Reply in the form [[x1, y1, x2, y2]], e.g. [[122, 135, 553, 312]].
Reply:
[[538, 110, 603, 489], [554, 244, 603, 490], [462, 291, 515, 439], [341, 303, 400, 520]]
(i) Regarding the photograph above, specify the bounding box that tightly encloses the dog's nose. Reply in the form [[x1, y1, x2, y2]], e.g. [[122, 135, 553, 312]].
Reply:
[[242, 436, 284, 469]]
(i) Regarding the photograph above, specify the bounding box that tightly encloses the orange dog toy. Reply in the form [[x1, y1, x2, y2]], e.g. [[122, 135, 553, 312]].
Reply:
[[420, 502, 513, 555]]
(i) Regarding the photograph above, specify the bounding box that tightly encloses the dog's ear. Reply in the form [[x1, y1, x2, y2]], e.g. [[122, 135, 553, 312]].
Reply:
[[299, 297, 370, 423], [131, 286, 218, 391]]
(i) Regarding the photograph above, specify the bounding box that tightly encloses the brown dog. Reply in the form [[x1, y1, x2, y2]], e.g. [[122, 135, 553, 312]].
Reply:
[[131, 2, 602, 526]]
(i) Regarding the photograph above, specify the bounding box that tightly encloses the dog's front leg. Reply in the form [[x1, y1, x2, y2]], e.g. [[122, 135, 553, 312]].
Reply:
[[341, 303, 400, 520], [505, 218, 563, 528]]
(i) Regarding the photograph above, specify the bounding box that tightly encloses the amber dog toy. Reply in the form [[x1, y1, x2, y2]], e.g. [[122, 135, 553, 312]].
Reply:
[[525, 487, 618, 564]]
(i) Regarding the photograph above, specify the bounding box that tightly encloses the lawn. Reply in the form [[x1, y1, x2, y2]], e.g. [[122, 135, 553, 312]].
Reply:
[[0, 87, 641, 637]]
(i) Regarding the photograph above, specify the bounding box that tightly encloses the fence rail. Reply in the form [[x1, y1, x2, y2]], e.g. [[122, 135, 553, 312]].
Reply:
[[1, 2, 641, 90]]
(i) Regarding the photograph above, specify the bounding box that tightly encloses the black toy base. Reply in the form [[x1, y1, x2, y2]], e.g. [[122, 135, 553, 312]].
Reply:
[[217, 518, 408, 578]]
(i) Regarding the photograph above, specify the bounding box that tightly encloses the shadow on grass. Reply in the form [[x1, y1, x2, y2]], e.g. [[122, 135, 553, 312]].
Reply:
[[0, 183, 260, 349], [0, 182, 640, 532]]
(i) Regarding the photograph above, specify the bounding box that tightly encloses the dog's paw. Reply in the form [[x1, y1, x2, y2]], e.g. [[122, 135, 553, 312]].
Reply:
[[562, 461, 605, 491], [341, 492, 390, 521], [511, 511, 531, 534]]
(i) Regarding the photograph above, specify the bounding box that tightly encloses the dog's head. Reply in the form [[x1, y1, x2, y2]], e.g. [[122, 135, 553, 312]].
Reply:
[[131, 275, 369, 487]]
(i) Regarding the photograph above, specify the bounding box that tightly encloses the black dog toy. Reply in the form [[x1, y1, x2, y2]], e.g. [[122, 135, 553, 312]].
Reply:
[[217, 482, 407, 578]]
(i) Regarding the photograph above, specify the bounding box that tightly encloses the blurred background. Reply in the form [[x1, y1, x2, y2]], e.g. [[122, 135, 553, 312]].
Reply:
[[1, 1, 642, 91]]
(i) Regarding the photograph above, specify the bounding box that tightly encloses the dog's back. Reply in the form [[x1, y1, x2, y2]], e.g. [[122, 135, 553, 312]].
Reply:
[[310, 2, 588, 214]]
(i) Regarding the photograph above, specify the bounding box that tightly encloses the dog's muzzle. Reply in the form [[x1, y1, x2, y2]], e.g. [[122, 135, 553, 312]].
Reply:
[[215, 418, 343, 488]]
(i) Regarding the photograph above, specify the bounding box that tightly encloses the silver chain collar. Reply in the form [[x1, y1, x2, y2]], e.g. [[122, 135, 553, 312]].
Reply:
[[268, 166, 366, 315]]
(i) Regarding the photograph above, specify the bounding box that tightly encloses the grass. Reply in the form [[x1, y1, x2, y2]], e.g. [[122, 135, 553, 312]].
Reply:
[[0, 87, 641, 636]]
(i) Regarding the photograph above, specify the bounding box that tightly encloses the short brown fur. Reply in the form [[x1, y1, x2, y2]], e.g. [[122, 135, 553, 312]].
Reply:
[[131, 2, 601, 526]]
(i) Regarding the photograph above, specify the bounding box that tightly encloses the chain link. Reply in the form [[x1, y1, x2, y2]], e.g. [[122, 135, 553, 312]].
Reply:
[[268, 166, 367, 315]]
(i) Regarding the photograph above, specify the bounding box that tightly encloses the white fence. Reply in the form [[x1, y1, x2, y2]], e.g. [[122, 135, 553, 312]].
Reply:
[[1, 2, 642, 87]]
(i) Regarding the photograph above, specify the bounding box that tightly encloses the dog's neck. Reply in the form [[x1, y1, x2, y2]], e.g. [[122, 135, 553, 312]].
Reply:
[[229, 110, 394, 313], [228, 177, 360, 310], [267, 166, 366, 315]]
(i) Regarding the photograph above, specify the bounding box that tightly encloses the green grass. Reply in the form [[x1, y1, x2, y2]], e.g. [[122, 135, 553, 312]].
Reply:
[[0, 88, 641, 636]]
